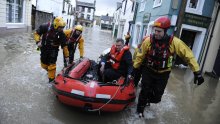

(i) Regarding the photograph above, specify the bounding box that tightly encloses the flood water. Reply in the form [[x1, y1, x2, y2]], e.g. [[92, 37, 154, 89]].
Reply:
[[0, 26, 219, 124]]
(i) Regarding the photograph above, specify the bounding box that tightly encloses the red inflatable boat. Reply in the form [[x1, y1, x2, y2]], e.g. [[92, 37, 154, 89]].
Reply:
[[52, 58, 136, 112]]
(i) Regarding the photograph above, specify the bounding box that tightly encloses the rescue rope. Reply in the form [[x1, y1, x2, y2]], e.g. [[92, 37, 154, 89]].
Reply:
[[87, 80, 121, 114]]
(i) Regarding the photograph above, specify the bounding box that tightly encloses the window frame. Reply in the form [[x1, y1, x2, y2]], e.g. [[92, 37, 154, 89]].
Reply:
[[6, 0, 24, 24], [153, 0, 162, 8], [81, 7, 85, 12], [189, 0, 198, 9], [87, 8, 91, 13], [87, 15, 91, 20], [135, 25, 141, 44], [185, 0, 205, 15], [139, 0, 146, 12], [81, 13, 84, 19]]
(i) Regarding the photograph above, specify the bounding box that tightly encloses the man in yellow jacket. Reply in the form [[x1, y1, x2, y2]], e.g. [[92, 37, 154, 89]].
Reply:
[[133, 16, 204, 117], [63, 25, 84, 67], [34, 17, 69, 83]]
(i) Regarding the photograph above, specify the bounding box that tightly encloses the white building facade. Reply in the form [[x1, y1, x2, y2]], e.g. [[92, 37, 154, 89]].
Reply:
[[35, 0, 74, 29], [0, 0, 32, 36], [112, 2, 122, 38], [76, 1, 96, 27], [62, 1, 75, 29], [117, 0, 136, 40]]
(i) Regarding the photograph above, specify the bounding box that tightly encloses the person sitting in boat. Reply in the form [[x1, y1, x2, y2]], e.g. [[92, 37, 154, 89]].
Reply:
[[99, 38, 133, 83], [63, 25, 84, 67]]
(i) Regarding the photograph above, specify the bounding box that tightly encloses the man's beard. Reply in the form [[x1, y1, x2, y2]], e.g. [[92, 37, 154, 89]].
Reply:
[[153, 34, 169, 44]]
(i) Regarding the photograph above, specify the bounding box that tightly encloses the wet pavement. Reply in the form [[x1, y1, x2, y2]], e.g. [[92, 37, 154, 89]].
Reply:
[[0, 26, 220, 124]]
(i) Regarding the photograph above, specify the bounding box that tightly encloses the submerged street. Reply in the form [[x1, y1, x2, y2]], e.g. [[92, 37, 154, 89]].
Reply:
[[0, 26, 220, 124]]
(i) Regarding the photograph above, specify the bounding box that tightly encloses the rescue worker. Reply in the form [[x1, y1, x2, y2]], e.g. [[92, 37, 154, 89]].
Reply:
[[133, 16, 204, 117], [99, 38, 133, 83], [63, 25, 84, 67], [34, 16, 69, 83], [125, 32, 131, 45]]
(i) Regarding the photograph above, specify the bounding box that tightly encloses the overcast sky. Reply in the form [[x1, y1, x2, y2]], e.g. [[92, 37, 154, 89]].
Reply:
[[33, 0, 122, 16], [72, 0, 122, 16]]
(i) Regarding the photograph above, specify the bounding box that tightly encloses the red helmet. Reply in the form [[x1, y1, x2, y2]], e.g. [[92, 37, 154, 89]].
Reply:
[[153, 16, 171, 29]]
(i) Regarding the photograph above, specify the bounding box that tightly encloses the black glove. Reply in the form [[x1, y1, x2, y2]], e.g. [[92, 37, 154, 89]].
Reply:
[[131, 68, 139, 77], [123, 75, 131, 86], [194, 71, 204, 85], [131, 67, 138, 77]]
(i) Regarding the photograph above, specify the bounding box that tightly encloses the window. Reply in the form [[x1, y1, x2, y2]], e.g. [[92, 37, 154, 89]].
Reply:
[[139, 0, 146, 12], [131, 1, 135, 12], [124, 0, 127, 15], [67, 19, 69, 28], [81, 7, 85, 12], [153, 0, 162, 8], [88, 8, 91, 13], [69, 19, 71, 29], [136, 25, 141, 44], [142, 25, 148, 38], [76, 6, 79, 11], [87, 15, 90, 20], [189, 0, 198, 8], [81, 14, 84, 18], [185, 0, 205, 15], [6, 0, 23, 23]]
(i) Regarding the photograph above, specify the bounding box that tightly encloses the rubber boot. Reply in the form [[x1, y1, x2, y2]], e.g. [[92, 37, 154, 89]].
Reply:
[[49, 78, 54, 83], [136, 105, 145, 118]]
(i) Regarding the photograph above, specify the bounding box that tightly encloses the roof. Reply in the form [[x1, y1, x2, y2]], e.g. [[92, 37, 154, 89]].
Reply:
[[76, 1, 95, 8], [116, 2, 122, 10], [101, 15, 113, 21]]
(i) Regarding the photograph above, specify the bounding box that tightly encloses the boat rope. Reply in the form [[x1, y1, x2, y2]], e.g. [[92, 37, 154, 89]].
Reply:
[[87, 81, 121, 114]]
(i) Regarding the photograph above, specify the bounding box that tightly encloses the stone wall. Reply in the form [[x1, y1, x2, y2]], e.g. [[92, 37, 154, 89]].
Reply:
[[34, 10, 53, 30]]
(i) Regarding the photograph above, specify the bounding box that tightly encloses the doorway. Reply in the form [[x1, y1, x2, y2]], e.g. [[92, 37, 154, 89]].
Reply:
[[175, 30, 196, 66]]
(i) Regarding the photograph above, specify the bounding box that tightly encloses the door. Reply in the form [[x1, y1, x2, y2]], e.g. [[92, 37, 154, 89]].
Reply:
[[175, 30, 196, 66]]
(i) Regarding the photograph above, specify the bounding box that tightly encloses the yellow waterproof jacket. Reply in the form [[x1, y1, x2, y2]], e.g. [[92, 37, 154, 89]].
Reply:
[[34, 23, 69, 58], [133, 36, 200, 73], [133, 48, 139, 63], [64, 29, 84, 57]]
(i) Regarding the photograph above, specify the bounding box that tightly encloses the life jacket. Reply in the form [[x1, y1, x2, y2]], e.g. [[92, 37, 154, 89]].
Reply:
[[42, 23, 62, 47], [67, 30, 82, 53], [146, 34, 174, 70], [108, 45, 129, 70], [68, 30, 82, 44]]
